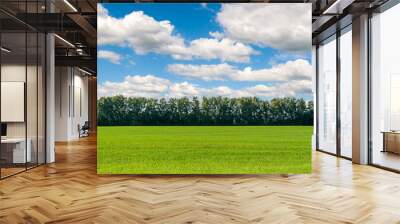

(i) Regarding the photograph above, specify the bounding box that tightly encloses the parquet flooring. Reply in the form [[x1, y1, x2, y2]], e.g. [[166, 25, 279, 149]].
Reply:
[[1, 135, 400, 223], [0, 167, 26, 178]]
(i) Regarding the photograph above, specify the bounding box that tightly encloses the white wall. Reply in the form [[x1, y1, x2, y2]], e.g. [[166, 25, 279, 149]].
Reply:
[[55, 66, 70, 141], [1, 65, 26, 81], [55, 67, 89, 141]]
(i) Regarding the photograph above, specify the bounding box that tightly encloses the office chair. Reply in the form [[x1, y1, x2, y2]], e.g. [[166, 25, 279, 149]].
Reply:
[[79, 121, 90, 138]]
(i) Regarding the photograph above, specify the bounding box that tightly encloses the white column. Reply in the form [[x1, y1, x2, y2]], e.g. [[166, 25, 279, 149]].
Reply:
[[55, 67, 74, 141], [46, 32, 55, 163], [352, 14, 369, 164]]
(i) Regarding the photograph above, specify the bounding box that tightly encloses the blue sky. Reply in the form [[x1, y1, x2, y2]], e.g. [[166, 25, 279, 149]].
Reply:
[[98, 3, 312, 99]]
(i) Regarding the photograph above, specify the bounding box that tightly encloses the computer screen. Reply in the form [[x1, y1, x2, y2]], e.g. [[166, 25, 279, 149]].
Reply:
[[1, 123, 7, 137]]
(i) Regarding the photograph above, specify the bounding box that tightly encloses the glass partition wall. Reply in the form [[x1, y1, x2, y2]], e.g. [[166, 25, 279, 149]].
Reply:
[[370, 3, 400, 171], [316, 26, 353, 159], [315, 1, 400, 171], [317, 35, 337, 155], [0, 2, 46, 179], [339, 26, 352, 159], [0, 30, 27, 177]]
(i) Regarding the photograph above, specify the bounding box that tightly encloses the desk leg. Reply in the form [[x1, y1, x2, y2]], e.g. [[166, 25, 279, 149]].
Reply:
[[382, 133, 386, 153]]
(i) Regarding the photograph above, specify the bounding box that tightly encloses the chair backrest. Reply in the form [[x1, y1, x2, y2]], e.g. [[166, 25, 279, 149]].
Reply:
[[82, 121, 90, 129]]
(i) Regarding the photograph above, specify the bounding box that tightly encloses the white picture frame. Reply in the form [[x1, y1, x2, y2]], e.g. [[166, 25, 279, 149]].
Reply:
[[1, 81, 25, 122]]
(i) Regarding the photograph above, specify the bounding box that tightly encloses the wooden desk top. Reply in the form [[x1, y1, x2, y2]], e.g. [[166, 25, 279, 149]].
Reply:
[[381, 131, 400, 134], [1, 138, 28, 143]]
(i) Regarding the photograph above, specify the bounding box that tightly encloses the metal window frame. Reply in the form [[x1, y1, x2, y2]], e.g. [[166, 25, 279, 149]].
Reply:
[[336, 26, 341, 157], [315, 22, 353, 162]]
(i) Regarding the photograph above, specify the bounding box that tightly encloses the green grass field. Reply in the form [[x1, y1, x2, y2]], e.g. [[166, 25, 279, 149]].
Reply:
[[97, 126, 312, 174]]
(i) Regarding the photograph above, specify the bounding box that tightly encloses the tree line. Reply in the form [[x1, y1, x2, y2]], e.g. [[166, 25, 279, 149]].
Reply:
[[97, 96, 314, 126]]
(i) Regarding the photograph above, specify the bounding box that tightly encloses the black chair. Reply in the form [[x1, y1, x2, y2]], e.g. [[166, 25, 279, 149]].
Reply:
[[79, 121, 90, 138]]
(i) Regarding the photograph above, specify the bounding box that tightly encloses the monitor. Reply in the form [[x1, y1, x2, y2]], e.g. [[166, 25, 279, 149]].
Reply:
[[1, 123, 7, 137]]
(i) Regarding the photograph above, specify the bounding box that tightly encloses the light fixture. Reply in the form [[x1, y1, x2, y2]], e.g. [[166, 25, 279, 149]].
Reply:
[[322, 0, 355, 15], [1, 47, 11, 53], [54, 34, 75, 48], [78, 67, 93, 76], [63, 0, 78, 12], [76, 48, 87, 56]]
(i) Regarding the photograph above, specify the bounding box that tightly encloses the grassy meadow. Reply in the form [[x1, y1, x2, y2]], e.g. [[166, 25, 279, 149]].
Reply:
[[97, 126, 312, 174]]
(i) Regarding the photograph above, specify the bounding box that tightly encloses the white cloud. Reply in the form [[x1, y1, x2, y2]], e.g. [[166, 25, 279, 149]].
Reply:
[[169, 82, 200, 98], [167, 63, 235, 81], [169, 84, 238, 98], [98, 50, 122, 64], [97, 3, 108, 17], [98, 75, 171, 98], [243, 80, 312, 98], [168, 59, 312, 82], [97, 4, 256, 63], [209, 31, 224, 40], [211, 86, 235, 96], [98, 5, 188, 58], [217, 4, 311, 52], [189, 38, 257, 63], [98, 74, 312, 99], [235, 59, 312, 81]]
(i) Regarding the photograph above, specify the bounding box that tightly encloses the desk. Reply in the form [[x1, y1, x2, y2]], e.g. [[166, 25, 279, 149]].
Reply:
[[382, 131, 400, 154], [1, 138, 31, 163]]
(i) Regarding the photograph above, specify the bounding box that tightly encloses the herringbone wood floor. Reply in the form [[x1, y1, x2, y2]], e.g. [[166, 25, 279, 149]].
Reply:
[[1, 135, 400, 224]]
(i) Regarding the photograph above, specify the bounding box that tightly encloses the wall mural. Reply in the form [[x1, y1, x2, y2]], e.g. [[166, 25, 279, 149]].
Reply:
[[97, 3, 313, 174]]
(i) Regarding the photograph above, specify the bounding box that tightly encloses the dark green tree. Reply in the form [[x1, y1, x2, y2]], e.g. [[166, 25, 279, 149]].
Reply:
[[97, 96, 314, 126]]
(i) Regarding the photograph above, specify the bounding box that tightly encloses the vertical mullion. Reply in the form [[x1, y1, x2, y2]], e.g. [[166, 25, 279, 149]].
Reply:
[[316, 45, 320, 150], [25, 0, 28, 171], [44, 35, 47, 163], [36, 0, 39, 167], [367, 11, 373, 165], [336, 29, 341, 157], [44, 0, 48, 164]]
